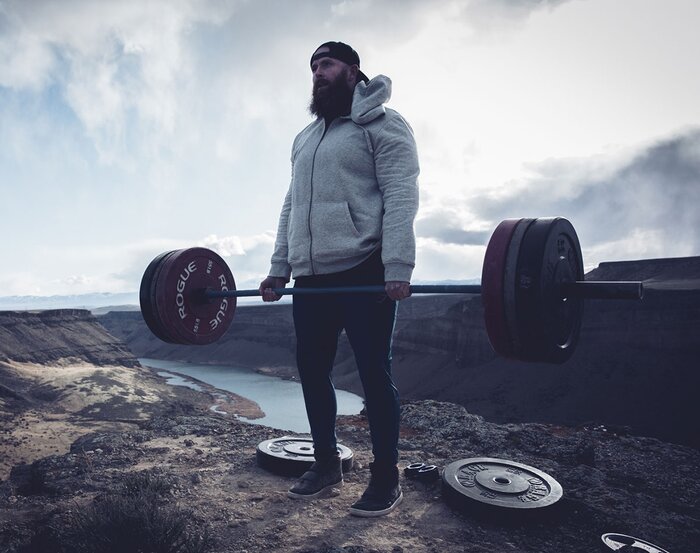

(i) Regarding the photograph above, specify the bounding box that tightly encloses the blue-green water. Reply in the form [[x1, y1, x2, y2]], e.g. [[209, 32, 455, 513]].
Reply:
[[139, 358, 364, 433]]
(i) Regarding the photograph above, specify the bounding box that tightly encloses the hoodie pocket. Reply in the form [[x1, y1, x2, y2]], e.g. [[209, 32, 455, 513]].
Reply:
[[311, 201, 363, 261], [287, 205, 308, 266]]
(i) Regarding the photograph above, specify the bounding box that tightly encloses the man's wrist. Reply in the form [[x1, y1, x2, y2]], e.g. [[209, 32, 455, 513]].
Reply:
[[384, 262, 414, 283]]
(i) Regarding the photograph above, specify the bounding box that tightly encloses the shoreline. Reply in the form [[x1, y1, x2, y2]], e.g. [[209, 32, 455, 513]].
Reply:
[[142, 365, 265, 421]]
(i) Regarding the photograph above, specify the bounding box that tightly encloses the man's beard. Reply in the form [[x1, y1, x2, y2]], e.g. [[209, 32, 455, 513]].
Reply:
[[309, 70, 354, 121]]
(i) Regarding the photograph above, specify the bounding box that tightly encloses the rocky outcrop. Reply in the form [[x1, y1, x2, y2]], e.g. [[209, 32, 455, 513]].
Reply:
[[0, 310, 175, 481], [100, 305, 297, 369], [587, 255, 700, 289], [0, 310, 139, 367], [1, 400, 698, 553]]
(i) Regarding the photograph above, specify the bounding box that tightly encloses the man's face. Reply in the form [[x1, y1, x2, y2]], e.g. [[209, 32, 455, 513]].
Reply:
[[310, 49, 356, 96], [308, 48, 357, 119]]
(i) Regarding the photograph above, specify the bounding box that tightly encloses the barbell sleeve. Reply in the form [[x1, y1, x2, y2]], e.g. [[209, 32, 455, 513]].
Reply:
[[561, 281, 644, 300]]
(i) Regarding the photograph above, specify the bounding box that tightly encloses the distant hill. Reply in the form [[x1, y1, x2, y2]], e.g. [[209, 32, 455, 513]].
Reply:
[[0, 280, 481, 313], [0, 292, 139, 312], [587, 255, 700, 290]]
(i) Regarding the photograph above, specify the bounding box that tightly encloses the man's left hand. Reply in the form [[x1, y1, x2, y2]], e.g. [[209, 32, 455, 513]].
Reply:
[[385, 281, 411, 301]]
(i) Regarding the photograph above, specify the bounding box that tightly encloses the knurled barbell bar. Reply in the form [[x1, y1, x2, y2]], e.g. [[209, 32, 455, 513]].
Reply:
[[139, 217, 643, 363]]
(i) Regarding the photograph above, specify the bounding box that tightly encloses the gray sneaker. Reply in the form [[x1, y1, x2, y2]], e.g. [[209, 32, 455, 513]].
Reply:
[[288, 456, 343, 499]]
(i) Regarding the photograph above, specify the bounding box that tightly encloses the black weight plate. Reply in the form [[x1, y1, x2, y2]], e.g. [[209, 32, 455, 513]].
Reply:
[[256, 436, 354, 477], [404, 462, 425, 479], [601, 533, 669, 553], [514, 217, 584, 363], [442, 457, 563, 514], [155, 248, 237, 345], [140, 250, 178, 343]]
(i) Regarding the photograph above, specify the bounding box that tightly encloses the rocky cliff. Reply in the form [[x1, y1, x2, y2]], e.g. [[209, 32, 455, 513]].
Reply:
[[2, 399, 699, 553], [0, 309, 139, 367], [100, 257, 700, 449], [0, 309, 247, 480]]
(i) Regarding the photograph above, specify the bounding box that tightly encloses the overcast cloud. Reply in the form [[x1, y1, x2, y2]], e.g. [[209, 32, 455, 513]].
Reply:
[[1, 0, 699, 296], [462, 129, 700, 264]]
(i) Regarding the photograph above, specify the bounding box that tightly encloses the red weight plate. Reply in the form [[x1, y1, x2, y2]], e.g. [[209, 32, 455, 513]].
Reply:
[[502, 218, 536, 358], [140, 250, 178, 343], [155, 248, 237, 345], [481, 219, 522, 358], [152, 250, 184, 343]]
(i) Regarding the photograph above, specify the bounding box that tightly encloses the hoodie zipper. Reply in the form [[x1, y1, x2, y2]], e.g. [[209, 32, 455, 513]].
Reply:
[[307, 119, 332, 275]]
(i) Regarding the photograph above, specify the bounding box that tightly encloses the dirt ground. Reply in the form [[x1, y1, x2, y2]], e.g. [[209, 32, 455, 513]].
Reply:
[[0, 360, 260, 479], [1, 361, 699, 553]]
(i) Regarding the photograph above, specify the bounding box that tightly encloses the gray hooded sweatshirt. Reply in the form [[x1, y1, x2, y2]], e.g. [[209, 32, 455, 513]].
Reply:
[[269, 75, 419, 282]]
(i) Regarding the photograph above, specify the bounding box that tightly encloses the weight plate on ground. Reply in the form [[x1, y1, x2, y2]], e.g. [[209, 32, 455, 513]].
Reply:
[[140, 250, 179, 343], [442, 457, 563, 514], [601, 533, 669, 553], [482, 219, 522, 358], [514, 217, 584, 363], [256, 436, 354, 477], [154, 247, 236, 345]]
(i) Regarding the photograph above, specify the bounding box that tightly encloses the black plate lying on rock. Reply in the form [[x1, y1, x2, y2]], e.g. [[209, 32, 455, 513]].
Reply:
[[256, 436, 354, 477], [442, 457, 563, 517]]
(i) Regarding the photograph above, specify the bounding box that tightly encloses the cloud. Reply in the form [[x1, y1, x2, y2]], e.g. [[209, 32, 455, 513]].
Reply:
[[470, 128, 700, 263], [199, 234, 245, 257], [0, 0, 240, 164], [416, 213, 491, 246], [466, 0, 570, 19], [1, 0, 696, 297], [63, 275, 92, 286], [324, 0, 572, 37], [198, 232, 275, 258], [415, 238, 486, 281], [0, 0, 578, 174]]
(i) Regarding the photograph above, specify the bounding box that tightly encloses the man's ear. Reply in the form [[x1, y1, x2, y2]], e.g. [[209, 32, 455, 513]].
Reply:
[[348, 64, 360, 85]]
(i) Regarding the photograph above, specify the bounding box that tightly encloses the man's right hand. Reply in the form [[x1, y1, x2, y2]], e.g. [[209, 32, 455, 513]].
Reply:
[[258, 276, 288, 302]]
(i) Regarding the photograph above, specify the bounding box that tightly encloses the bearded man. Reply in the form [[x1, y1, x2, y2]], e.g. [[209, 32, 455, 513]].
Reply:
[[259, 41, 419, 517]]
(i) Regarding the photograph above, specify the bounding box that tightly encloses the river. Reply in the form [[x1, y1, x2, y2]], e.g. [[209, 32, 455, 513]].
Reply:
[[139, 358, 365, 433]]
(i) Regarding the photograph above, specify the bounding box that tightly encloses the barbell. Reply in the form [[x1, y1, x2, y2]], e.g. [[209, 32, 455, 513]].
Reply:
[[139, 217, 643, 363]]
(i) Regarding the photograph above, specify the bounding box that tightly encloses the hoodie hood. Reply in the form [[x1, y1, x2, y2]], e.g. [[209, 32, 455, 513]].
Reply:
[[350, 75, 392, 125]]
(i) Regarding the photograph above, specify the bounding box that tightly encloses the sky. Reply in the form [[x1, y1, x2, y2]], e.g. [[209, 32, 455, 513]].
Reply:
[[1, 0, 699, 298]]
